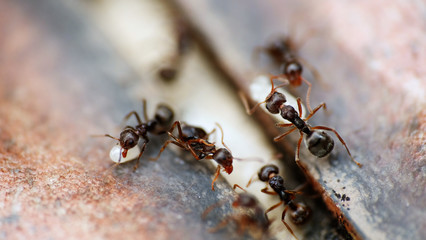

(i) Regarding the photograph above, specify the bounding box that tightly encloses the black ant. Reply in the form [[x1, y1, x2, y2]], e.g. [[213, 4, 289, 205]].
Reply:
[[247, 164, 310, 240], [202, 184, 270, 239], [104, 99, 174, 169], [242, 78, 362, 173], [255, 37, 324, 113], [151, 121, 234, 191]]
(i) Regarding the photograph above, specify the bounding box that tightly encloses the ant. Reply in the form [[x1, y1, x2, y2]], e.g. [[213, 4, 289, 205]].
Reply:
[[242, 77, 362, 173], [255, 37, 324, 113], [158, 17, 192, 81], [202, 184, 270, 239], [247, 164, 310, 240], [104, 99, 174, 169], [151, 121, 234, 191]]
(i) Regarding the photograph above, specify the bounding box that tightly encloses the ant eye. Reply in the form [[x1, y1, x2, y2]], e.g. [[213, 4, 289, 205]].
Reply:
[[126, 139, 135, 146]]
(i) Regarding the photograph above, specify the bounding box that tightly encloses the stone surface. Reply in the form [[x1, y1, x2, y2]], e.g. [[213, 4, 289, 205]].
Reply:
[[172, 0, 426, 239], [0, 0, 244, 239]]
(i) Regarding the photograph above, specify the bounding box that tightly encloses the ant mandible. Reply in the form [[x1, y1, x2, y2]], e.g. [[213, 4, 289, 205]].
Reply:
[[104, 99, 174, 169], [255, 37, 323, 113], [243, 77, 362, 174], [202, 184, 270, 239], [151, 121, 234, 191], [247, 164, 310, 240]]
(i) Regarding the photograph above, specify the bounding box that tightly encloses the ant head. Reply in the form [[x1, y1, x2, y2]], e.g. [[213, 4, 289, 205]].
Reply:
[[268, 175, 284, 192], [266, 92, 287, 114], [158, 68, 177, 81], [305, 130, 334, 158], [181, 125, 207, 141], [281, 61, 303, 85], [233, 193, 257, 208], [266, 38, 289, 57], [119, 129, 139, 150], [290, 203, 311, 225], [258, 164, 279, 182], [213, 148, 233, 174]]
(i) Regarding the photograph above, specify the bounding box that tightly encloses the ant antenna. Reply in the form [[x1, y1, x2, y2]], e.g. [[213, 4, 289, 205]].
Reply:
[[215, 123, 231, 154]]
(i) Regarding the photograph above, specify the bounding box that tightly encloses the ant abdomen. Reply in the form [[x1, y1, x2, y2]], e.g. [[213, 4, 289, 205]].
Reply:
[[181, 125, 208, 141], [290, 203, 311, 225], [258, 164, 279, 182], [154, 104, 174, 126], [305, 131, 334, 158], [152, 104, 174, 134]]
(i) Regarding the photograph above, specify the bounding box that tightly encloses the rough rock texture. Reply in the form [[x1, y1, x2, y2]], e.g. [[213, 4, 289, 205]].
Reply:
[[173, 0, 426, 239]]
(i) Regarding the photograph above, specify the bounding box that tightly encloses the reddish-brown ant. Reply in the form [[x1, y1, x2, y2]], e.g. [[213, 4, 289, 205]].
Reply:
[[202, 184, 270, 239], [152, 121, 234, 190], [104, 99, 174, 169], [242, 78, 362, 172], [247, 164, 310, 240], [255, 37, 324, 113]]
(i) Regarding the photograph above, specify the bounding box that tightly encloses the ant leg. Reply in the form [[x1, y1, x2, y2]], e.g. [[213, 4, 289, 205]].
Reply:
[[311, 126, 362, 167], [295, 132, 310, 176], [133, 141, 147, 171], [122, 111, 143, 125], [284, 189, 303, 196], [269, 74, 290, 87], [265, 200, 283, 219], [167, 121, 181, 136], [141, 99, 148, 122], [186, 144, 203, 161], [274, 126, 297, 142], [185, 139, 215, 161], [188, 138, 215, 147], [293, 182, 308, 192], [150, 140, 184, 161], [269, 74, 289, 94], [208, 216, 234, 233], [300, 77, 313, 113], [233, 184, 247, 192], [276, 123, 293, 128], [201, 199, 228, 220], [296, 97, 303, 118], [261, 187, 278, 195], [246, 172, 259, 187], [282, 206, 299, 240], [304, 102, 327, 122], [211, 165, 222, 191]]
